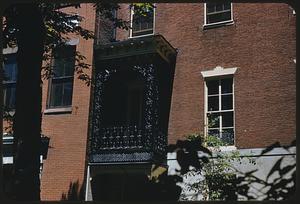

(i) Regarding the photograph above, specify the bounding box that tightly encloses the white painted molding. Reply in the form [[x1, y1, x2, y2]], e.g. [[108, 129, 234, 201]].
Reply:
[[43, 107, 72, 114], [3, 47, 18, 54], [3, 157, 13, 164], [201, 65, 238, 78], [65, 38, 79, 46]]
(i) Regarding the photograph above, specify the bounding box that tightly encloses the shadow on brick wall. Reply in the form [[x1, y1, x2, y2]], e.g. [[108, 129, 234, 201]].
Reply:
[[61, 180, 84, 201]]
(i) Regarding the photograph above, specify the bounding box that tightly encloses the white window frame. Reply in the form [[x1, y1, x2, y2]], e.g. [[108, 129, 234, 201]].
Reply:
[[203, 2, 234, 28], [202, 66, 237, 147], [46, 45, 76, 111], [129, 4, 155, 38]]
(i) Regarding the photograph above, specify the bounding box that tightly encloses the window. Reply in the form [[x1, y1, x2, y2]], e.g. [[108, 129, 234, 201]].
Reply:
[[204, 1, 233, 26], [130, 5, 154, 37], [205, 78, 234, 145], [3, 54, 17, 110], [47, 45, 75, 109]]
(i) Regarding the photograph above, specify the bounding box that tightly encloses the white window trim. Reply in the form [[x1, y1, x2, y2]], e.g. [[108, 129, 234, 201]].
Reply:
[[65, 38, 79, 46], [129, 4, 155, 39], [201, 65, 237, 78], [46, 45, 76, 111], [3, 47, 18, 55], [202, 66, 237, 147], [44, 107, 72, 114], [203, 2, 234, 29]]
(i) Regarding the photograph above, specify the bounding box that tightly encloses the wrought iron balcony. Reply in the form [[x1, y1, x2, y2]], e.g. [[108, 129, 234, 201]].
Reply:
[[89, 34, 176, 165], [97, 126, 144, 150], [89, 125, 167, 164]]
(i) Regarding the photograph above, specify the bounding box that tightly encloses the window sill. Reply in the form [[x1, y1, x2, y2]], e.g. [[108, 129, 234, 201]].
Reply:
[[208, 145, 237, 153], [203, 20, 234, 30], [129, 32, 155, 39], [44, 107, 72, 114]]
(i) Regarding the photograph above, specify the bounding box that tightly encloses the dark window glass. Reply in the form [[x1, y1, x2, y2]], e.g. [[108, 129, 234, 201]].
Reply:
[[224, 2, 231, 10], [132, 6, 154, 37], [208, 96, 219, 111], [221, 78, 233, 93], [222, 112, 234, 127], [2, 143, 14, 157], [207, 12, 231, 24], [207, 3, 215, 13], [221, 128, 234, 145], [216, 3, 223, 11], [207, 80, 219, 95], [208, 129, 220, 138], [3, 54, 17, 110], [221, 94, 233, 110], [48, 45, 75, 108]]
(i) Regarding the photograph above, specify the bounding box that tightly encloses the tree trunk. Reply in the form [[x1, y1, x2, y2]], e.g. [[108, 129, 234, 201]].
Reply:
[[12, 4, 45, 201]]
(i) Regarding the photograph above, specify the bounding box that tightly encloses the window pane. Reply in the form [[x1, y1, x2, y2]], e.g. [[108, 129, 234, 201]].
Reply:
[[133, 19, 140, 30], [207, 3, 216, 13], [3, 55, 17, 82], [3, 143, 14, 157], [207, 113, 220, 128], [207, 80, 219, 95], [62, 82, 73, 106], [50, 83, 63, 107], [53, 60, 64, 77], [208, 129, 220, 138], [224, 2, 231, 10], [222, 112, 233, 127], [208, 96, 219, 111], [64, 61, 75, 76], [216, 3, 223, 11], [3, 86, 16, 109], [221, 78, 233, 93], [207, 11, 231, 24], [221, 128, 234, 145], [221, 11, 231, 21], [221, 94, 233, 110], [54, 45, 75, 58], [53, 46, 75, 77]]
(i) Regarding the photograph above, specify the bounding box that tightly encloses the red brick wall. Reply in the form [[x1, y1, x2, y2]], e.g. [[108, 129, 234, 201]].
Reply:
[[116, 3, 296, 148], [2, 3, 295, 200], [39, 4, 95, 200]]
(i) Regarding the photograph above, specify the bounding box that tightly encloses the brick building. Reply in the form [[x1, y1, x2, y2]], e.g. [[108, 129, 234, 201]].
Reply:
[[2, 2, 296, 201]]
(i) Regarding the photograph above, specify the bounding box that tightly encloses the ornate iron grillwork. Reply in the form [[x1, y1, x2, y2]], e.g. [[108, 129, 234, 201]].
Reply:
[[89, 63, 166, 163], [89, 35, 176, 164], [99, 126, 144, 150]]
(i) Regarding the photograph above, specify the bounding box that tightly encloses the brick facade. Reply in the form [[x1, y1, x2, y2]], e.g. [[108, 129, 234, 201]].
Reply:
[[39, 4, 95, 200], [114, 3, 295, 147], [2, 3, 296, 201], [155, 3, 296, 147]]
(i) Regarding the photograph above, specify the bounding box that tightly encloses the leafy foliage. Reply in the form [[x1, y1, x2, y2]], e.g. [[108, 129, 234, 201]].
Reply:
[[180, 133, 242, 200]]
